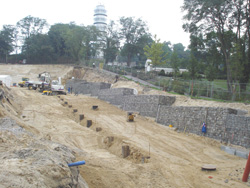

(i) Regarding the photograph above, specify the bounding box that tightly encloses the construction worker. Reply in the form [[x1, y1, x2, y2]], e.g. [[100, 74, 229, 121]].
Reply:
[[202, 122, 206, 136]]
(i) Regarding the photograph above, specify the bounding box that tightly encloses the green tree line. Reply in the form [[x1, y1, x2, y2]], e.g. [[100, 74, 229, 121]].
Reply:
[[0, 15, 189, 67], [182, 0, 250, 94]]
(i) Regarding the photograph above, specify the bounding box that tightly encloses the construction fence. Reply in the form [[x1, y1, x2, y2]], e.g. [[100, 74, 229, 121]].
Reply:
[[81, 62, 250, 102], [153, 78, 250, 102]]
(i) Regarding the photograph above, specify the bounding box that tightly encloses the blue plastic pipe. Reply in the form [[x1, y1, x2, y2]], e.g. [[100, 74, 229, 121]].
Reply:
[[68, 161, 86, 167]]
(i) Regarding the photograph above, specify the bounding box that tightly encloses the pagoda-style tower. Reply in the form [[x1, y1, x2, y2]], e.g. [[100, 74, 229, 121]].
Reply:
[[94, 4, 107, 31]]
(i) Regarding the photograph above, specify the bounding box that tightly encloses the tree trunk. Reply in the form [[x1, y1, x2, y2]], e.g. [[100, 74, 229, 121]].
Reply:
[[218, 31, 233, 95], [127, 54, 131, 67], [225, 56, 233, 94], [240, 1, 250, 91]]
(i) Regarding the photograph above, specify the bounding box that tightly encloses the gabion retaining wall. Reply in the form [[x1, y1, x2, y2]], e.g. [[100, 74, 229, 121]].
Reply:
[[156, 106, 250, 148], [65, 80, 250, 148], [98, 88, 134, 106], [122, 95, 176, 118], [66, 80, 111, 96]]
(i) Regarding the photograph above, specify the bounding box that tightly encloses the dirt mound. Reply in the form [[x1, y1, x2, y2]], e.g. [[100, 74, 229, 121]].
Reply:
[[0, 84, 88, 187], [0, 117, 88, 188]]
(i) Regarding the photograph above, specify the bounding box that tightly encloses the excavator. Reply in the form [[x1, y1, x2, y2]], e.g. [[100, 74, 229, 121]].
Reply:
[[26, 72, 66, 95], [42, 77, 66, 95]]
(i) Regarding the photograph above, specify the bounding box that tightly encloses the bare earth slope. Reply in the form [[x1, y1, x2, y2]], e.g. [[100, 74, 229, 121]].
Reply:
[[0, 64, 250, 188]]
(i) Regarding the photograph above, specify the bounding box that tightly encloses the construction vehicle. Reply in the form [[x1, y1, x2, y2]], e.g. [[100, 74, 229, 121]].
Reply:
[[18, 77, 29, 87], [25, 72, 50, 90], [127, 112, 135, 122], [50, 77, 66, 95], [25, 72, 66, 95], [42, 90, 52, 95]]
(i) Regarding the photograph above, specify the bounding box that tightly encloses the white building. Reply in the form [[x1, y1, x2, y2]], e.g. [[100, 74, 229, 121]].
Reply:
[[145, 59, 188, 74]]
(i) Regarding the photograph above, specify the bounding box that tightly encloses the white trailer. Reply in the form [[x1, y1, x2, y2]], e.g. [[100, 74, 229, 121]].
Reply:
[[0, 75, 12, 87]]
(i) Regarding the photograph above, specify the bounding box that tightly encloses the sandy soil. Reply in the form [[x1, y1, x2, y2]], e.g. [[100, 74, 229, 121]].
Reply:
[[1, 64, 250, 188]]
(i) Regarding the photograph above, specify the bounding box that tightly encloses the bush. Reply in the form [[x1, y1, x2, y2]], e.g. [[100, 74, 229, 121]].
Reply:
[[158, 69, 165, 76], [213, 89, 231, 100], [165, 72, 173, 77], [172, 80, 186, 95], [131, 70, 138, 77], [181, 72, 190, 80]]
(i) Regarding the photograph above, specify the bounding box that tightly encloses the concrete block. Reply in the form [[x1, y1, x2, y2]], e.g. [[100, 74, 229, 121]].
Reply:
[[236, 150, 249, 159], [96, 127, 102, 132], [220, 145, 226, 151], [122, 145, 130, 158], [224, 146, 236, 155], [87, 120, 92, 128], [79, 114, 84, 121], [237, 110, 248, 116]]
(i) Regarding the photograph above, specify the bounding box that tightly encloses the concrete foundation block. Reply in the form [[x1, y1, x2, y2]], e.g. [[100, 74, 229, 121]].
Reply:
[[87, 120, 92, 128], [220, 145, 226, 151], [79, 114, 84, 121], [96, 127, 102, 132], [224, 146, 236, 155], [122, 145, 130, 158], [236, 150, 249, 159]]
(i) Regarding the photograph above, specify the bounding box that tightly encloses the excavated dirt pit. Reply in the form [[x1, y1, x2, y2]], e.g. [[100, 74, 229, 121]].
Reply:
[[0, 64, 250, 188]]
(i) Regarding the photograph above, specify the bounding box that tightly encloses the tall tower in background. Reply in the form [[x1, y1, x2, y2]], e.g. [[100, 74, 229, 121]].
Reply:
[[94, 4, 107, 32]]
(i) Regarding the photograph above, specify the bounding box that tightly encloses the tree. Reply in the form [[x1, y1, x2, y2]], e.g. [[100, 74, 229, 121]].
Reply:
[[63, 24, 86, 61], [103, 21, 120, 64], [17, 15, 48, 40], [119, 17, 148, 66], [170, 50, 179, 78], [144, 35, 167, 67], [173, 43, 189, 68], [48, 23, 70, 59], [231, 0, 250, 91], [0, 25, 15, 62], [182, 0, 235, 94], [162, 41, 172, 66], [135, 34, 153, 65], [204, 32, 223, 81], [17, 15, 48, 60], [82, 25, 100, 60], [22, 33, 54, 63], [49, 23, 100, 62], [0, 34, 9, 62], [188, 52, 200, 81], [187, 35, 202, 80]]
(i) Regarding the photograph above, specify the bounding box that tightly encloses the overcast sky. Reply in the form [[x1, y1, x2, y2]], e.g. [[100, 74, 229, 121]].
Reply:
[[0, 0, 190, 48]]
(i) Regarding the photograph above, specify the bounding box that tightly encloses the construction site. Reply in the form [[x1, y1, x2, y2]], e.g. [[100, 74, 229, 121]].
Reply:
[[1, 64, 250, 188]]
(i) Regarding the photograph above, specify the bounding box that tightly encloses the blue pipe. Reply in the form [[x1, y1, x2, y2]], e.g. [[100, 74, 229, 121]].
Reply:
[[68, 161, 86, 167]]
